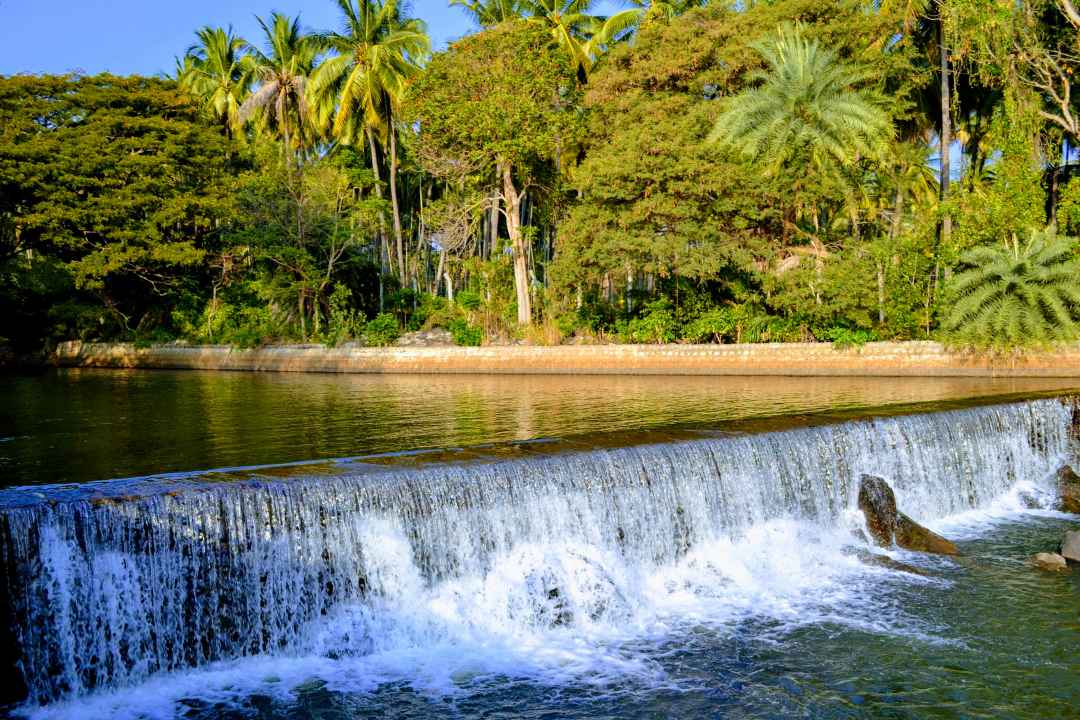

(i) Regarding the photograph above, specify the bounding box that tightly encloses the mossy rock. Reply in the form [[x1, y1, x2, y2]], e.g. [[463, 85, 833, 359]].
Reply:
[[858, 475, 959, 556]]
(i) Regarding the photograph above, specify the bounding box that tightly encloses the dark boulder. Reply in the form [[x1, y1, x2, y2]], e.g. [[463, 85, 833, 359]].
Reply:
[[1057, 466, 1080, 514], [857, 475, 959, 556]]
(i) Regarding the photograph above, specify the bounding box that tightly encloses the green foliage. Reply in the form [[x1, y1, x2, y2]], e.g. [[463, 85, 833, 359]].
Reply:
[[625, 299, 677, 344], [324, 284, 366, 346], [682, 308, 737, 343], [944, 231, 1080, 351], [363, 312, 401, 346], [5, 0, 1079, 352], [408, 21, 580, 177], [710, 23, 893, 184], [819, 326, 877, 349], [0, 73, 241, 346], [448, 318, 484, 346]]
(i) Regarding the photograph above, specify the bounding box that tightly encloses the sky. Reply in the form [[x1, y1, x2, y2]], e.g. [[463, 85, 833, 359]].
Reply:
[[0, 0, 620, 78]]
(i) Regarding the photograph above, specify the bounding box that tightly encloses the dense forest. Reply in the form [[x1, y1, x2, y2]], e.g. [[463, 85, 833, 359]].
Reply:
[[4, 0, 1080, 352]]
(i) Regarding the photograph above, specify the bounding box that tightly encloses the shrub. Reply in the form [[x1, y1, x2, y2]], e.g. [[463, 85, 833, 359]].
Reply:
[[324, 285, 365, 347], [448, 318, 483, 346], [944, 230, 1080, 351], [363, 313, 401, 347], [682, 308, 737, 343], [819, 326, 876, 349], [625, 299, 677, 344]]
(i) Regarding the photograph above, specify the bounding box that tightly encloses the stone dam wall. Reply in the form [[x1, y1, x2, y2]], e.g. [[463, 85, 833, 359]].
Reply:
[[46, 340, 1080, 377]]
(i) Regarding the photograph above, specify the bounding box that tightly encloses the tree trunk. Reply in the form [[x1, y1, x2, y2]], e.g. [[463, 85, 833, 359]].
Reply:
[[890, 185, 906, 241], [501, 160, 531, 325], [876, 262, 886, 326], [939, 13, 952, 249], [298, 289, 306, 340], [389, 123, 406, 285], [488, 192, 500, 261], [367, 126, 392, 279]]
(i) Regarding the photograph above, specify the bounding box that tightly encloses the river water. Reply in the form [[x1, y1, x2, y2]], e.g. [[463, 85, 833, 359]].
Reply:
[[1, 370, 1079, 719]]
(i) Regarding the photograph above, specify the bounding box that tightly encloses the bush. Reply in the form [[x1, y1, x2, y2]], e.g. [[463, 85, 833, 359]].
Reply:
[[682, 308, 737, 343], [324, 284, 365, 347], [819, 326, 876, 349], [456, 289, 483, 311], [363, 313, 401, 346], [448, 318, 483, 346], [625, 299, 677, 344]]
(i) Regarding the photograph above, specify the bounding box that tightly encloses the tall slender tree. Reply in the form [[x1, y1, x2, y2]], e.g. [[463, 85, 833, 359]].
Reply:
[[310, 0, 430, 284], [594, 0, 705, 46], [240, 12, 319, 159], [450, 0, 524, 26], [519, 0, 601, 79], [177, 26, 253, 141]]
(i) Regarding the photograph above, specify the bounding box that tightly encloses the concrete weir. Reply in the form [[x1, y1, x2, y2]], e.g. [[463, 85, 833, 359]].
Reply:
[[50, 340, 1080, 377]]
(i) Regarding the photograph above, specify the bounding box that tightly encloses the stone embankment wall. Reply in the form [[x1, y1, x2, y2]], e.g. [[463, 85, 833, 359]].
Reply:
[[48, 340, 1080, 377]]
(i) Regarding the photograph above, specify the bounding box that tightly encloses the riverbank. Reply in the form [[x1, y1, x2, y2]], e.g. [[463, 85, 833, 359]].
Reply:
[[46, 340, 1080, 376]]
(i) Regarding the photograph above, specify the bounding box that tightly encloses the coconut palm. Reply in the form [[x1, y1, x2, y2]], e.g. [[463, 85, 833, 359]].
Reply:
[[450, 0, 524, 26], [177, 26, 253, 140], [593, 0, 705, 46], [240, 12, 319, 159], [309, 0, 430, 284], [518, 0, 601, 79], [945, 230, 1080, 350], [709, 24, 893, 185]]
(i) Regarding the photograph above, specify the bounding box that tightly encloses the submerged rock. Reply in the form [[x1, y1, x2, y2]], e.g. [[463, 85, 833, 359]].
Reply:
[[1031, 552, 1069, 572], [1061, 530, 1080, 564], [851, 549, 929, 576], [858, 475, 959, 556], [1056, 466, 1080, 514]]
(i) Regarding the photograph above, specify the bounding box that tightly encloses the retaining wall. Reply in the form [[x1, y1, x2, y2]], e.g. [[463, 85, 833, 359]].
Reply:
[[47, 340, 1080, 377]]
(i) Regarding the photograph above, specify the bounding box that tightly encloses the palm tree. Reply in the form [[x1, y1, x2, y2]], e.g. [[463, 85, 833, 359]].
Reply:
[[450, 0, 524, 26], [594, 0, 705, 46], [944, 230, 1080, 350], [519, 0, 601, 79], [310, 0, 429, 284], [709, 24, 893, 184], [240, 12, 319, 160], [177, 26, 253, 141]]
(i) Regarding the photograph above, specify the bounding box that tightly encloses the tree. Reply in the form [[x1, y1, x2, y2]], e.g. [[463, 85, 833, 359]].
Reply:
[[594, 0, 706, 46], [710, 24, 893, 188], [177, 26, 253, 141], [451, 0, 524, 26], [944, 230, 1080, 350], [240, 12, 319, 158], [309, 0, 430, 285], [519, 0, 601, 79], [0, 74, 241, 343], [409, 21, 581, 325]]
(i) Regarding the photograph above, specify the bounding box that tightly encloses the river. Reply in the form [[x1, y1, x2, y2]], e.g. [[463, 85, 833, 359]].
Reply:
[[1, 370, 1079, 719]]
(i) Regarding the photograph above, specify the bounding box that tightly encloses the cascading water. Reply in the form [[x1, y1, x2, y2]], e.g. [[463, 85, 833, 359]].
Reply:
[[0, 398, 1074, 717]]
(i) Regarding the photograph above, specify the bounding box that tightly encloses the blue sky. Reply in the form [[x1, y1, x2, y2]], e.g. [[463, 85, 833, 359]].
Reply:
[[0, 0, 620, 77]]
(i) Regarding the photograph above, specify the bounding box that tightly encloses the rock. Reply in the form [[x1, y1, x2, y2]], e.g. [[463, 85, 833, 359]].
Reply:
[[852, 549, 929, 576], [1031, 552, 1069, 572], [1056, 466, 1080, 514], [1017, 491, 1043, 510], [858, 475, 959, 556], [894, 514, 960, 555], [1061, 530, 1080, 564], [393, 328, 454, 347]]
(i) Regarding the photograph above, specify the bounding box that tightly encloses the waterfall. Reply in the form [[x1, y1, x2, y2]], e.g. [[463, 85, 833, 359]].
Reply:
[[1, 398, 1073, 710]]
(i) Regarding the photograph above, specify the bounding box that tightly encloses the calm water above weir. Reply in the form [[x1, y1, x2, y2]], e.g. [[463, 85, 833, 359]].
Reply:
[[4, 369, 1080, 486], [2, 370, 1080, 720]]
